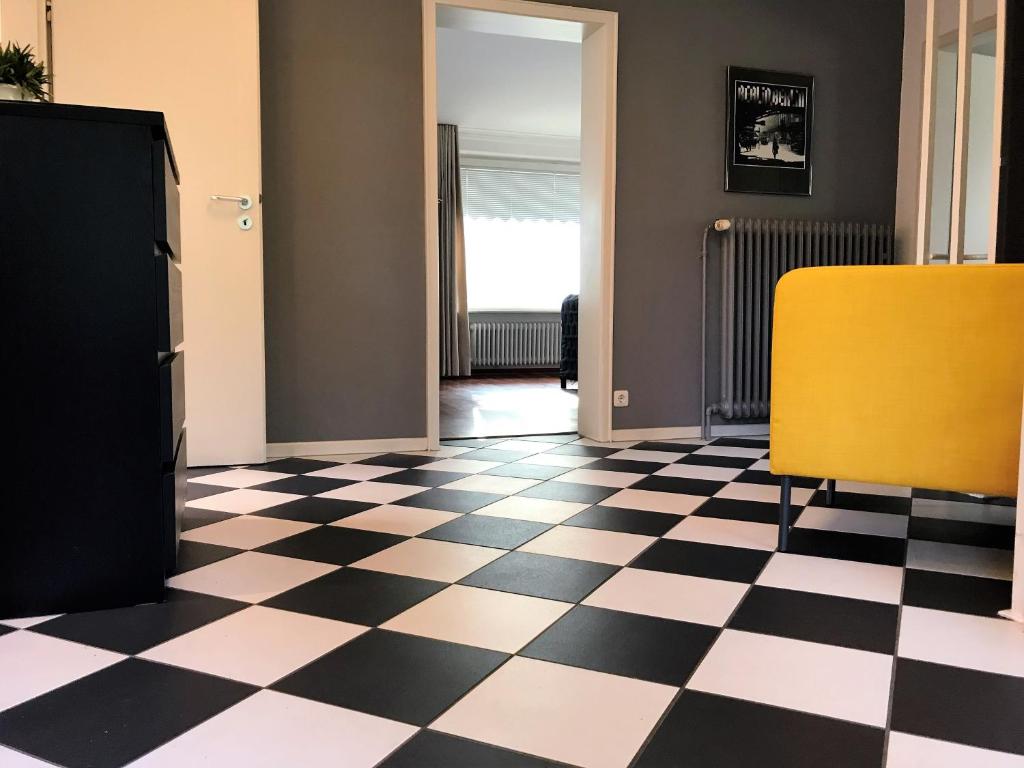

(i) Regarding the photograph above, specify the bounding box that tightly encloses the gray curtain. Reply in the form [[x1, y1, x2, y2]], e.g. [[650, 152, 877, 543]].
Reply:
[[438, 124, 471, 377]]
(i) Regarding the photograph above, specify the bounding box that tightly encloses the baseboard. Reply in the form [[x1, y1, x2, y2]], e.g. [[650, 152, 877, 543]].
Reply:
[[609, 423, 769, 442], [267, 436, 429, 458]]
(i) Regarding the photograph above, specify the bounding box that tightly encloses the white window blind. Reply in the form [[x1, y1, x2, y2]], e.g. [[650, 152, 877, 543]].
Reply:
[[461, 166, 581, 223]]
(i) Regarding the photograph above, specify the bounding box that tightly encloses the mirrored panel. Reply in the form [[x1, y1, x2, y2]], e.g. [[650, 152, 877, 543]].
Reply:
[[928, 0, 961, 260]]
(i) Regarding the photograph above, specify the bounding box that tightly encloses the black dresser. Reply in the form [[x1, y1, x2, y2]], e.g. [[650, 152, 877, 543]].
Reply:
[[0, 102, 184, 618]]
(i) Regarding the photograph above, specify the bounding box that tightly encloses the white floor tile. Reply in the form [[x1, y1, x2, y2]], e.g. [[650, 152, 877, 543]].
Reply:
[[885, 732, 1024, 768], [756, 552, 904, 604], [185, 489, 304, 514], [519, 526, 655, 566], [905, 540, 1013, 580], [422, 458, 503, 474], [474, 496, 589, 524], [521, 453, 598, 469], [604, 448, 686, 464], [187, 468, 294, 488], [583, 568, 747, 626], [401, 446, 474, 458], [180, 516, 316, 549], [432, 656, 676, 768], [129, 690, 416, 768], [300, 452, 381, 463], [898, 606, 1024, 677], [350, 538, 503, 582], [688, 629, 893, 727], [0, 614, 60, 629], [694, 445, 767, 459], [655, 463, 744, 482], [382, 585, 570, 653], [0, 745, 54, 767], [571, 438, 637, 449], [714, 482, 814, 506], [747, 459, 771, 472], [0, 631, 123, 711], [664, 516, 777, 551], [440, 474, 541, 495], [600, 488, 706, 516], [305, 463, 403, 481], [835, 480, 912, 498], [139, 606, 366, 686], [167, 552, 338, 603], [911, 497, 1016, 526], [331, 505, 460, 536], [488, 440, 552, 454], [554, 468, 646, 488], [316, 481, 430, 504], [795, 506, 909, 539]]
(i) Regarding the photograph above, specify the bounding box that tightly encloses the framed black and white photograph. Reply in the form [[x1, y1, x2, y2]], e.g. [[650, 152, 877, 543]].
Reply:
[[726, 66, 814, 195]]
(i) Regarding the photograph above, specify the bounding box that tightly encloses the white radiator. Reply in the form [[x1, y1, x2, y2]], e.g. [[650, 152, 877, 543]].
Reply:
[[469, 312, 561, 369]]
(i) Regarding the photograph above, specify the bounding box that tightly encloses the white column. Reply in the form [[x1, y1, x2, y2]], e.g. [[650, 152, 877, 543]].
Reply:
[[1000, 390, 1024, 622]]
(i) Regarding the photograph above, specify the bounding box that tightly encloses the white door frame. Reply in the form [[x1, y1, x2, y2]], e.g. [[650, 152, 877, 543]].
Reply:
[[422, 0, 618, 448]]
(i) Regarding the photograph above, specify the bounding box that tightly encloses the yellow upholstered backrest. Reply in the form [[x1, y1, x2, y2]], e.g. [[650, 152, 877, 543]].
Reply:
[[770, 265, 1024, 497]]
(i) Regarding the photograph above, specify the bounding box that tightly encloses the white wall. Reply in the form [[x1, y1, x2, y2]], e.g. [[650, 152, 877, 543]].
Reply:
[[894, 0, 927, 263], [0, 0, 43, 52], [964, 52, 996, 256]]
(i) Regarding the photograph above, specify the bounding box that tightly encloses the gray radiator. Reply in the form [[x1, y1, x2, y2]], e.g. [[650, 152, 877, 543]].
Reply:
[[469, 312, 561, 369], [712, 218, 894, 421]]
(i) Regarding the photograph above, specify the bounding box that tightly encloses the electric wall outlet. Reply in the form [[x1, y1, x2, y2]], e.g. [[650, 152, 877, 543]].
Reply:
[[613, 390, 629, 407]]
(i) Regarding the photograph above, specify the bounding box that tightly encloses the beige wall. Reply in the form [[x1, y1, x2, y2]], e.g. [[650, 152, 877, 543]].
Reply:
[[0, 0, 43, 51], [895, 0, 927, 264]]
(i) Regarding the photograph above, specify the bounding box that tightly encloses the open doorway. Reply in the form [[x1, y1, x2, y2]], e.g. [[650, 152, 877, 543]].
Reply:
[[423, 0, 618, 447]]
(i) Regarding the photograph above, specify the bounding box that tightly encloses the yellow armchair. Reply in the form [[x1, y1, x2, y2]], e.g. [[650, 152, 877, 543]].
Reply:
[[769, 264, 1024, 551]]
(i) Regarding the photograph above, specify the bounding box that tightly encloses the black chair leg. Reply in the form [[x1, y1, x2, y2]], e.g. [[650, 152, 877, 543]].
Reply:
[[825, 479, 836, 506], [778, 475, 793, 551], [560, 376, 567, 389]]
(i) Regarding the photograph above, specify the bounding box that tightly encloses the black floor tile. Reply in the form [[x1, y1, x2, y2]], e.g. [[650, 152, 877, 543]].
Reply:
[[251, 497, 375, 524], [521, 605, 717, 685], [631, 539, 771, 583], [728, 586, 899, 654], [0, 658, 256, 768], [185, 483, 234, 502], [902, 568, 1014, 618], [460, 551, 617, 602], [249, 475, 353, 495], [809, 489, 911, 515], [384, 469, 469, 487], [735, 470, 821, 488], [517, 433, 577, 444], [676, 453, 757, 469], [630, 475, 726, 497], [563, 505, 680, 536], [692, 496, 781, 524], [483, 462, 570, 481], [186, 466, 231, 479], [891, 659, 1024, 756], [713, 437, 770, 448], [173, 541, 242, 574], [271, 629, 507, 726], [398, 488, 504, 513], [517, 480, 618, 504], [456, 448, 533, 463], [180, 506, 236, 531], [784, 527, 906, 567], [262, 568, 446, 625], [256, 526, 405, 565], [0, 624, 14, 637], [357, 453, 440, 468], [908, 516, 1014, 550], [633, 441, 703, 452], [258, 457, 341, 474], [30, 590, 247, 654], [379, 730, 561, 767], [544, 443, 618, 457], [913, 487, 1015, 506], [441, 438, 505, 448], [586, 458, 665, 475], [420, 515, 551, 549], [634, 690, 884, 768]]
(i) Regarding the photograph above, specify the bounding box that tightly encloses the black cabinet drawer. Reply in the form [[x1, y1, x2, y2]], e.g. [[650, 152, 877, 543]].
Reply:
[[162, 431, 186, 575], [156, 254, 183, 352], [153, 139, 180, 260], [159, 352, 185, 464]]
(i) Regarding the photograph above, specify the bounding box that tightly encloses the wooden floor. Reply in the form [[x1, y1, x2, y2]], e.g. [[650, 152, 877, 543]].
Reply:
[[440, 374, 578, 439]]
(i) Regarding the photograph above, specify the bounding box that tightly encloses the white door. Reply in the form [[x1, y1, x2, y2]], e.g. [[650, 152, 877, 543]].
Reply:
[[51, 0, 267, 466]]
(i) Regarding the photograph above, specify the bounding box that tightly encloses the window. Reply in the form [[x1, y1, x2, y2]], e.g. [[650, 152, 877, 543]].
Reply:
[[461, 164, 580, 311]]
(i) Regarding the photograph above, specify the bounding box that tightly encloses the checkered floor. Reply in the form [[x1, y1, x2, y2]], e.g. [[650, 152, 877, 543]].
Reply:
[[1, 434, 1021, 768]]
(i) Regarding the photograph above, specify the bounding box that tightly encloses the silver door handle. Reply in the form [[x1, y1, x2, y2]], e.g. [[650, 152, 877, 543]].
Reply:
[[210, 194, 253, 210]]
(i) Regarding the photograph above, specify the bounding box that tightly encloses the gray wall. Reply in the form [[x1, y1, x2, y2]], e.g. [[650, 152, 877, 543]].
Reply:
[[260, 1, 426, 442], [260, 0, 905, 441]]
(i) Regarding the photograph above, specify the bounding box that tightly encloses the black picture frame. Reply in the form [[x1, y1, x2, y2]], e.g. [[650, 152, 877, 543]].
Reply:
[[725, 66, 814, 196]]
